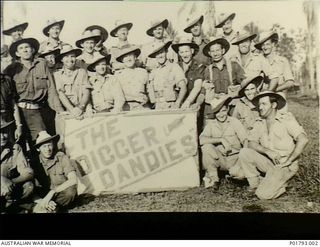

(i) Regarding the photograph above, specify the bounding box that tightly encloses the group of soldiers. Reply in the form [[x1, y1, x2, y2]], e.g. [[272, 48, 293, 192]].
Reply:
[[1, 12, 309, 213]]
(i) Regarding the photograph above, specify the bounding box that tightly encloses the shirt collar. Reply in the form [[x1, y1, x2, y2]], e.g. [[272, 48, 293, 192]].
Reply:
[[211, 58, 226, 69]]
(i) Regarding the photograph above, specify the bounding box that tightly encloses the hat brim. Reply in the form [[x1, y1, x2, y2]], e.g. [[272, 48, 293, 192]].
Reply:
[[116, 48, 141, 63], [85, 25, 108, 42], [75, 35, 101, 48], [9, 38, 40, 59], [215, 13, 236, 28], [203, 38, 230, 57], [232, 33, 257, 45], [148, 41, 172, 58], [211, 97, 233, 115], [34, 134, 60, 149], [56, 48, 82, 62], [0, 120, 15, 131], [39, 48, 60, 58], [87, 55, 112, 72], [110, 23, 133, 37], [3, 22, 28, 36], [254, 33, 279, 50], [43, 20, 65, 37], [171, 42, 199, 55], [238, 76, 264, 97], [184, 16, 204, 33], [146, 19, 169, 37], [252, 92, 286, 110]]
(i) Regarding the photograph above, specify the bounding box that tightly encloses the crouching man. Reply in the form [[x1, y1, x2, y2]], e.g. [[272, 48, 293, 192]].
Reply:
[[33, 131, 77, 213], [238, 91, 308, 199], [1, 119, 34, 212], [199, 96, 247, 190]]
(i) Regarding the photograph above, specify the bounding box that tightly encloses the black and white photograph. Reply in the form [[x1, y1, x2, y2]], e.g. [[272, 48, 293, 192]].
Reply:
[[0, 0, 319, 218]]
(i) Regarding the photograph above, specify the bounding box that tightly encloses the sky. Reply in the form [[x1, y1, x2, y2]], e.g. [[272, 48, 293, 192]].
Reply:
[[2, 0, 308, 47]]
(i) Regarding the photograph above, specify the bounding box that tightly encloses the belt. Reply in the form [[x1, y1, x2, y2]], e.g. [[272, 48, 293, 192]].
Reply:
[[18, 102, 41, 110]]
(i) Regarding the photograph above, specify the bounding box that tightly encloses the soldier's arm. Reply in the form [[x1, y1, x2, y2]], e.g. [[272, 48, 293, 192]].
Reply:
[[79, 70, 92, 111], [53, 171, 77, 193], [12, 147, 34, 184], [183, 79, 202, 107], [199, 124, 223, 146], [275, 80, 295, 92], [268, 77, 279, 91], [286, 133, 308, 164], [46, 64, 64, 113], [112, 80, 125, 112], [175, 79, 187, 107]]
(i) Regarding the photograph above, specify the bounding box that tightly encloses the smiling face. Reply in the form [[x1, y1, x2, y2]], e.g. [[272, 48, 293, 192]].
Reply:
[[178, 45, 193, 64], [62, 53, 77, 69], [208, 43, 224, 62], [244, 83, 258, 101], [116, 27, 129, 41], [38, 141, 54, 159], [215, 105, 228, 122], [15, 43, 34, 60], [82, 39, 96, 54], [190, 22, 202, 37], [95, 60, 107, 75], [258, 96, 277, 118], [48, 24, 61, 39], [261, 39, 275, 56], [238, 39, 251, 55], [153, 25, 165, 39], [222, 19, 233, 35]]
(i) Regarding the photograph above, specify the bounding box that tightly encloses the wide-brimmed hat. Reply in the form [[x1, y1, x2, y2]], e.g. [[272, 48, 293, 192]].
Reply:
[[184, 15, 204, 33], [38, 47, 60, 58], [171, 36, 199, 55], [56, 44, 82, 61], [110, 20, 133, 37], [9, 38, 40, 59], [254, 31, 279, 50], [34, 131, 60, 149], [231, 31, 257, 45], [238, 75, 264, 97], [3, 20, 28, 36], [75, 30, 101, 48], [0, 119, 15, 131], [116, 46, 141, 62], [210, 96, 233, 114], [215, 13, 236, 28], [85, 25, 108, 43], [148, 41, 172, 58], [87, 54, 112, 72], [43, 18, 65, 37], [146, 19, 169, 37], [252, 91, 286, 110], [203, 36, 230, 57]]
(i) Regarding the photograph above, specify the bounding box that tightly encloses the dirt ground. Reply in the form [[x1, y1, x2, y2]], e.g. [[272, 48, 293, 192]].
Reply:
[[69, 95, 320, 213]]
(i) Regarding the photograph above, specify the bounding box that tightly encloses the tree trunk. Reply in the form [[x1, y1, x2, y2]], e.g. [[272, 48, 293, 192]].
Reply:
[[314, 0, 320, 98]]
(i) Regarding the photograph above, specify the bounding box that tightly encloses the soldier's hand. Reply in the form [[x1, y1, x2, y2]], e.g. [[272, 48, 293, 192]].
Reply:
[[266, 150, 281, 165], [45, 200, 57, 213], [14, 125, 23, 142], [71, 107, 83, 118], [221, 138, 232, 153], [1, 177, 14, 196]]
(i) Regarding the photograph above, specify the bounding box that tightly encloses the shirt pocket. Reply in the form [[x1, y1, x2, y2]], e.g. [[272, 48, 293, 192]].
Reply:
[[51, 166, 67, 186], [34, 76, 48, 90]]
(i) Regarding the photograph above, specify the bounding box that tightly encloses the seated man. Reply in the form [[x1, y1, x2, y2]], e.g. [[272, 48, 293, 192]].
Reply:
[[238, 91, 308, 199], [148, 41, 187, 110], [199, 96, 247, 190], [1, 119, 34, 212], [87, 54, 125, 112], [33, 131, 77, 213]]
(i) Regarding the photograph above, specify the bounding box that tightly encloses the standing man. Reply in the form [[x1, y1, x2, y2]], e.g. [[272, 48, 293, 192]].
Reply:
[[238, 91, 308, 199], [39, 19, 66, 53], [3, 19, 28, 43], [148, 41, 187, 110], [4, 38, 64, 147], [183, 15, 210, 66]]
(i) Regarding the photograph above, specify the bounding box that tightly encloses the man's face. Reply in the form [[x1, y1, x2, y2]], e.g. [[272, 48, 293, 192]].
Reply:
[[44, 54, 56, 68], [116, 27, 129, 41], [238, 39, 251, 55], [95, 60, 107, 75], [215, 105, 228, 122], [0, 131, 9, 147], [222, 19, 233, 35], [258, 96, 276, 118], [48, 24, 61, 39], [190, 23, 202, 37], [39, 141, 54, 159], [261, 39, 274, 56], [82, 39, 96, 54], [15, 43, 34, 60], [122, 53, 136, 68], [244, 83, 258, 101], [11, 27, 24, 42], [153, 26, 164, 39], [208, 43, 224, 62], [178, 45, 193, 64], [62, 53, 76, 69], [155, 50, 167, 65]]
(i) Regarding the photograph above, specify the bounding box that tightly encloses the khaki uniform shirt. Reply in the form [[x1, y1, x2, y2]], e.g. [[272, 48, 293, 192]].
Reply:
[[230, 53, 265, 78], [248, 112, 306, 163], [39, 39, 67, 53], [191, 37, 211, 66], [200, 116, 247, 156]]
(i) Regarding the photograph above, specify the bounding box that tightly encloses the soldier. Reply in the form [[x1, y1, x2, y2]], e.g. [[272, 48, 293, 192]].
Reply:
[[1, 119, 34, 212], [141, 19, 177, 72], [87, 54, 125, 112], [183, 15, 210, 66], [39, 19, 67, 53], [237, 91, 308, 199], [115, 46, 149, 111], [172, 36, 205, 109], [109, 20, 134, 73], [232, 75, 263, 133], [38, 48, 61, 73], [148, 41, 187, 110], [84, 25, 108, 55], [1, 45, 12, 72], [33, 131, 77, 213], [215, 13, 237, 43], [4, 38, 64, 147], [199, 96, 247, 190], [2, 19, 28, 43], [54, 44, 93, 119]]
